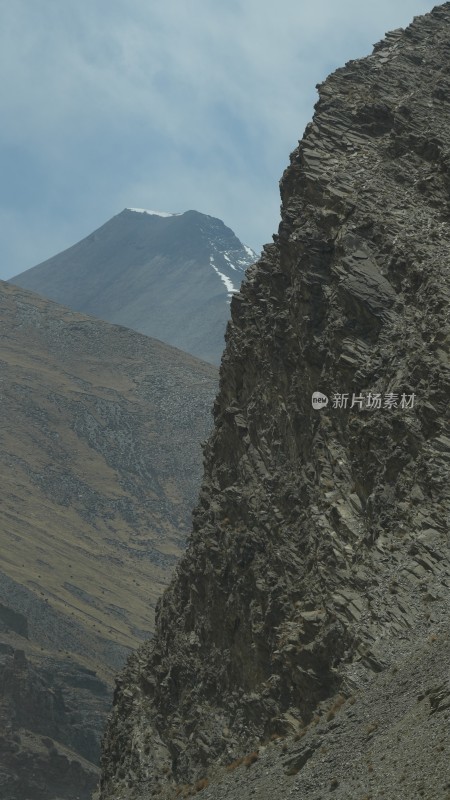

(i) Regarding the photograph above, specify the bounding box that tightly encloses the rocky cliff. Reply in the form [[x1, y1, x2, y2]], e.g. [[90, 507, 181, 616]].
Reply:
[[99, 5, 450, 799]]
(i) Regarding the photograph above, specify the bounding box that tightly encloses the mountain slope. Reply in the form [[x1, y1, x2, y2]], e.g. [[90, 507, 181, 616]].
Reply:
[[10, 209, 256, 365], [0, 280, 217, 798], [99, 5, 450, 800]]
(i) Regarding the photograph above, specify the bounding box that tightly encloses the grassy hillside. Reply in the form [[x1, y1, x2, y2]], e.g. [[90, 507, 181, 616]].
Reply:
[[0, 279, 217, 797], [0, 279, 217, 675]]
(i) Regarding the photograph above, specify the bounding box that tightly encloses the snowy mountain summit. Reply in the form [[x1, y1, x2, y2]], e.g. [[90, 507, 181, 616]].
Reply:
[[125, 207, 256, 302], [11, 209, 257, 364], [127, 208, 182, 218]]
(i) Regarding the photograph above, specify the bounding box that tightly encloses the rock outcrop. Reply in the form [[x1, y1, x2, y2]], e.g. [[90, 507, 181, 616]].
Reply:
[[99, 5, 450, 799]]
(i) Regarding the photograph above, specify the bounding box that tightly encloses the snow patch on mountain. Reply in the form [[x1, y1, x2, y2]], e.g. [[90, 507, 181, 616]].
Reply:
[[210, 257, 237, 297], [244, 244, 256, 259], [223, 254, 237, 271], [127, 208, 182, 217]]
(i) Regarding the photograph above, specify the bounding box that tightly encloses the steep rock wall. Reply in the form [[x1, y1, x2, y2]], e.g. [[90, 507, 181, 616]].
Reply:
[[100, 5, 450, 798]]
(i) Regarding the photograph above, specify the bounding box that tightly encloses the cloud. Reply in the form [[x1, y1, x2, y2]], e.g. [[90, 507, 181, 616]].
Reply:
[[0, 0, 438, 277]]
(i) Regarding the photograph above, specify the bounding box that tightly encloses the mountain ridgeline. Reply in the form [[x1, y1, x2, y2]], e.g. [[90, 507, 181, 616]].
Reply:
[[10, 209, 257, 365], [99, 6, 450, 800]]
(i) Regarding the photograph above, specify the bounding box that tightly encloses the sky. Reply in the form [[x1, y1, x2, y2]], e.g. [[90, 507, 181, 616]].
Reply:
[[0, 0, 439, 280]]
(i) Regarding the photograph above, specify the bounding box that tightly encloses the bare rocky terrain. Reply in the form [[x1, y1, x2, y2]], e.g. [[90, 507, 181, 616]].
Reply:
[[99, 5, 450, 800], [0, 281, 217, 798]]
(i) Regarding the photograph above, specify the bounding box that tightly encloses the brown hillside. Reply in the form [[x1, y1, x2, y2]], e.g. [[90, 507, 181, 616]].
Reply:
[[0, 279, 217, 797]]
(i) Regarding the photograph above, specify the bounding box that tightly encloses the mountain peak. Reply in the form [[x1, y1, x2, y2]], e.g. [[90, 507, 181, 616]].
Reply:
[[10, 209, 257, 364]]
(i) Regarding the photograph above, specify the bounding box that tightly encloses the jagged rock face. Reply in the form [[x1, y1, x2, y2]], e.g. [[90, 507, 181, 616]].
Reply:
[[99, 5, 450, 798]]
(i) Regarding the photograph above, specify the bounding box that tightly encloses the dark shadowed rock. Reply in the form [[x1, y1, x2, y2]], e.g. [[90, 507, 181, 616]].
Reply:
[[0, 646, 99, 799]]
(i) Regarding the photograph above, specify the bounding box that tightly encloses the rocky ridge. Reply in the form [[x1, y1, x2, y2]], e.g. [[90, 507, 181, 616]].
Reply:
[[99, 5, 450, 799]]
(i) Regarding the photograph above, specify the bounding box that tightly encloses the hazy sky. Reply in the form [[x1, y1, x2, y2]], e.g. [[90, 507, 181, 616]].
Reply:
[[0, 0, 438, 279]]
